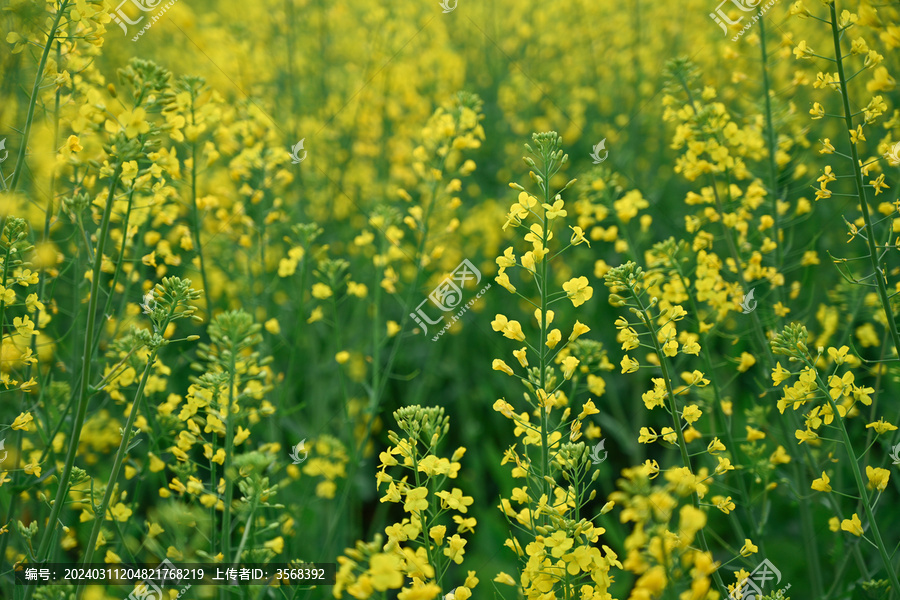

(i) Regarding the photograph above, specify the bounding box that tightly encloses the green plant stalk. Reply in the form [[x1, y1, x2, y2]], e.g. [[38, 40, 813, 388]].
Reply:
[[411, 448, 441, 590], [220, 352, 238, 600], [22, 163, 122, 600], [190, 136, 211, 314], [631, 289, 727, 595], [669, 261, 752, 543], [807, 362, 900, 597], [316, 146, 448, 568], [0, 238, 17, 576], [233, 494, 260, 568], [91, 187, 137, 357], [705, 160, 828, 589], [828, 2, 900, 360], [76, 342, 164, 597], [0, 239, 13, 384], [756, 12, 783, 268], [10, 0, 70, 192], [538, 151, 551, 513]]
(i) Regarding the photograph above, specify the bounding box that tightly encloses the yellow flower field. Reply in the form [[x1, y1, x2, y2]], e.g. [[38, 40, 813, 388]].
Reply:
[[2, 0, 900, 599]]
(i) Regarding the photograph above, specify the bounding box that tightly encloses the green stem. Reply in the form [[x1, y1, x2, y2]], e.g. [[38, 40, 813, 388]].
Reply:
[[631, 289, 728, 596], [23, 162, 121, 600], [538, 150, 551, 511], [76, 343, 163, 598], [190, 135, 211, 315], [10, 0, 70, 192], [808, 361, 900, 597], [828, 2, 900, 361], [233, 495, 259, 568], [219, 352, 237, 600]]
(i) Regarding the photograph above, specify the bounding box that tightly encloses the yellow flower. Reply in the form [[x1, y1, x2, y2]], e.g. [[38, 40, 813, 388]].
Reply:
[[387, 321, 401, 337], [870, 174, 889, 195], [24, 463, 42, 478], [772, 362, 792, 386], [746, 426, 765, 442], [849, 125, 866, 144], [264, 536, 284, 554], [715, 457, 735, 475], [811, 472, 832, 493], [492, 359, 514, 376], [512, 348, 528, 367], [562, 276, 593, 307], [662, 339, 678, 357], [404, 487, 428, 513], [682, 405, 701, 424], [866, 466, 890, 492], [444, 534, 467, 564], [620, 355, 639, 374], [264, 318, 280, 335], [65, 134, 83, 153], [11, 412, 33, 431], [543, 199, 567, 220], [865, 418, 898, 435], [311, 283, 333, 299], [495, 270, 516, 293], [739, 539, 758, 556], [793, 40, 814, 59], [638, 427, 657, 444], [369, 553, 404, 590], [545, 329, 562, 349], [569, 321, 590, 341], [578, 399, 599, 419], [233, 426, 251, 446], [561, 356, 579, 380], [737, 352, 756, 373], [110, 503, 132, 521], [429, 525, 447, 545], [713, 496, 736, 514], [770, 446, 791, 465], [707, 438, 726, 455], [841, 513, 864, 537]]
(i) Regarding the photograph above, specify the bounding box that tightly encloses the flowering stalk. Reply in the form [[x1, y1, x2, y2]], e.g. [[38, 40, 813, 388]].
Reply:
[[490, 132, 622, 600], [9, 0, 71, 192], [604, 261, 727, 595], [25, 164, 121, 596], [77, 279, 201, 597], [771, 324, 900, 594], [826, 1, 900, 359]]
